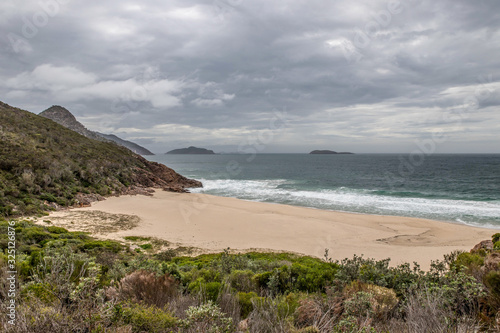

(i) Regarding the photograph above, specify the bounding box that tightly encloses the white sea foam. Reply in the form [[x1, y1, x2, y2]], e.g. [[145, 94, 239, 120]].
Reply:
[[191, 179, 500, 227]]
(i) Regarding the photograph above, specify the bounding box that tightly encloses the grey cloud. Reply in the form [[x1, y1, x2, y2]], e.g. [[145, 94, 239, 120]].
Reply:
[[0, 0, 499, 153]]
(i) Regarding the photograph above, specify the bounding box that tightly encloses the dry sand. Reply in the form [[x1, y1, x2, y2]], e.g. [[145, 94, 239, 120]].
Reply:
[[46, 190, 495, 269]]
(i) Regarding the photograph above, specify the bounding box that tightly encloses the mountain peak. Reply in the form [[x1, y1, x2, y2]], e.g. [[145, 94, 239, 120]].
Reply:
[[39, 105, 154, 155], [39, 105, 101, 140], [40, 105, 76, 118]]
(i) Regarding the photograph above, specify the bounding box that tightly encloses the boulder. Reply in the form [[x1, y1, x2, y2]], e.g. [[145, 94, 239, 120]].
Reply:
[[470, 240, 494, 253]]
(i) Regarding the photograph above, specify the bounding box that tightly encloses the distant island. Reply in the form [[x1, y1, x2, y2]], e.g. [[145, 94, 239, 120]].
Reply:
[[166, 146, 216, 154], [309, 150, 354, 154]]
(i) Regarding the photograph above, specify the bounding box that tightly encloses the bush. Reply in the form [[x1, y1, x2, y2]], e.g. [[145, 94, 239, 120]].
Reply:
[[116, 270, 178, 307], [248, 297, 293, 332], [22, 227, 54, 244], [21, 282, 57, 304], [343, 281, 399, 320], [228, 270, 256, 293], [484, 271, 500, 297], [182, 301, 234, 333], [118, 303, 178, 333], [79, 240, 123, 253], [238, 292, 259, 318], [124, 236, 151, 241], [46, 226, 68, 234], [344, 291, 373, 319], [492, 233, 500, 244], [139, 243, 153, 250], [156, 249, 178, 262]]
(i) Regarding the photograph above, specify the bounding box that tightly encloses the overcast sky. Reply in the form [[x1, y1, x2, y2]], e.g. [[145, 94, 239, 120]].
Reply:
[[1, 0, 499, 153]]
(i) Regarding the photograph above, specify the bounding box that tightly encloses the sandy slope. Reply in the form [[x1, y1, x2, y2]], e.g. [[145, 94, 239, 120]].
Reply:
[[46, 190, 495, 269]]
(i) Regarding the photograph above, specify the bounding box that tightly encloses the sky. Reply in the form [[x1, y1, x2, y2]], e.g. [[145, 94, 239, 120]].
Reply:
[[1, 0, 499, 154]]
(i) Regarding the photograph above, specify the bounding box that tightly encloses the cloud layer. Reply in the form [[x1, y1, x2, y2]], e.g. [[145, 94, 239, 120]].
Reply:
[[1, 0, 499, 153]]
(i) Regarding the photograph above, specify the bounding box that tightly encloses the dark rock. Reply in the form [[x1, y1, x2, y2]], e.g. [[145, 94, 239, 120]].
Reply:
[[121, 186, 155, 196], [163, 185, 189, 193], [484, 252, 500, 271], [74, 193, 106, 207]]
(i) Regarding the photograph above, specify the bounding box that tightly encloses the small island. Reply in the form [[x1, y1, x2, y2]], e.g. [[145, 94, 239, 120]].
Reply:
[[166, 146, 216, 154], [309, 150, 354, 154]]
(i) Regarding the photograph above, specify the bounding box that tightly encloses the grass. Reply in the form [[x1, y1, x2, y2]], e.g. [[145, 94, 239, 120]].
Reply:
[[139, 243, 153, 250], [125, 236, 152, 241]]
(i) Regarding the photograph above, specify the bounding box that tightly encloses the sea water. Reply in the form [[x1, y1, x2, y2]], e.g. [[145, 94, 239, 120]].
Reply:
[[147, 154, 500, 228]]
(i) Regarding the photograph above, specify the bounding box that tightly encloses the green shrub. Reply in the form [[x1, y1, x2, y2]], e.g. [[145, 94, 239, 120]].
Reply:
[[344, 291, 373, 318], [79, 240, 123, 253], [182, 301, 234, 333], [492, 233, 500, 243], [118, 303, 178, 333], [155, 249, 178, 262], [332, 316, 377, 333], [47, 226, 68, 234], [484, 271, 500, 297], [254, 271, 273, 289], [21, 282, 57, 303], [124, 236, 151, 241], [205, 281, 222, 302], [40, 193, 57, 203], [452, 252, 484, 273], [187, 279, 222, 302], [238, 291, 259, 318], [228, 269, 256, 292], [17, 244, 42, 254], [22, 227, 54, 244], [139, 243, 153, 250]]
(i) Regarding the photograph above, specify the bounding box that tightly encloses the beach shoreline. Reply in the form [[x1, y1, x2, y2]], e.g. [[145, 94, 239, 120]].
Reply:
[[44, 190, 496, 269]]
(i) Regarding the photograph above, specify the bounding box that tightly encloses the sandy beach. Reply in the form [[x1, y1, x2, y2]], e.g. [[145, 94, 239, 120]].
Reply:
[[45, 190, 495, 269]]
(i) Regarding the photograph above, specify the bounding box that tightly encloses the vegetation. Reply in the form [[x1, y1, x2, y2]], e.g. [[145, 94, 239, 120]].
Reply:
[[1, 219, 500, 332], [1, 101, 499, 331], [0, 101, 200, 217]]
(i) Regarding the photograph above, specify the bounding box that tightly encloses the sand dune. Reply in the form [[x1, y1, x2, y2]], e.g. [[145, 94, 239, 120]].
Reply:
[[47, 190, 495, 269]]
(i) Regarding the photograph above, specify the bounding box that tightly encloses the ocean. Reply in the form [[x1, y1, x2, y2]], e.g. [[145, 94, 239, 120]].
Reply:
[[147, 154, 500, 228]]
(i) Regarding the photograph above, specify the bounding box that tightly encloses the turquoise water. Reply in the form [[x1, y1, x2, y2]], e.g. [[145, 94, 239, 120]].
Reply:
[[147, 154, 500, 228]]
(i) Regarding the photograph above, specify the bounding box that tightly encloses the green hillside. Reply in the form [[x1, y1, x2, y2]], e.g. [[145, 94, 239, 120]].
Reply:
[[0, 101, 200, 217]]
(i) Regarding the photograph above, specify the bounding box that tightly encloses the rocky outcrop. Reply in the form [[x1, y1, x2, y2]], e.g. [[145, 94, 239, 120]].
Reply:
[[74, 193, 106, 207], [133, 157, 202, 189], [166, 146, 215, 154], [471, 240, 494, 253]]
